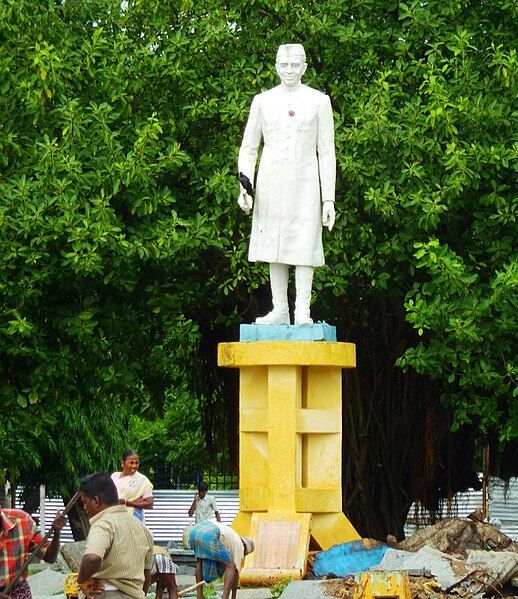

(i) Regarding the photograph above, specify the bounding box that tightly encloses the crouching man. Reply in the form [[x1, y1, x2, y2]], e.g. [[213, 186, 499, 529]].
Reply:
[[189, 520, 254, 599], [77, 473, 154, 599]]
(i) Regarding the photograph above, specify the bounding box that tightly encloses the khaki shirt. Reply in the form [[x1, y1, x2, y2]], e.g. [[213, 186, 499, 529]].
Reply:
[[85, 505, 153, 599]]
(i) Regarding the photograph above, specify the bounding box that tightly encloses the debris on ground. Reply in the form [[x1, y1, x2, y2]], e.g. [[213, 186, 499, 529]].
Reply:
[[312, 540, 388, 577], [321, 575, 356, 597], [465, 549, 518, 594], [397, 517, 514, 555], [303, 517, 518, 598], [319, 574, 449, 598], [372, 546, 477, 590]]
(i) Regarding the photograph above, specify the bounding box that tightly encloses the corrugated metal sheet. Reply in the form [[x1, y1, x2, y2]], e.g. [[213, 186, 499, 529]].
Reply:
[[21, 489, 239, 544], [16, 477, 518, 544], [145, 490, 239, 543], [405, 477, 518, 541]]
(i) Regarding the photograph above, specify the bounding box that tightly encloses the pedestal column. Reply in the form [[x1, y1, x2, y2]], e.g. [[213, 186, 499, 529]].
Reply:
[[218, 340, 360, 550]]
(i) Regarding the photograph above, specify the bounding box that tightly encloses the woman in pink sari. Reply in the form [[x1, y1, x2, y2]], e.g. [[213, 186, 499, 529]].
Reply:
[[111, 450, 154, 521]]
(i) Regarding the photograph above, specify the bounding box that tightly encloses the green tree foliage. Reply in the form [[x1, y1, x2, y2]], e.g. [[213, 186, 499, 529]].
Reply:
[[0, 0, 515, 537], [127, 386, 207, 481]]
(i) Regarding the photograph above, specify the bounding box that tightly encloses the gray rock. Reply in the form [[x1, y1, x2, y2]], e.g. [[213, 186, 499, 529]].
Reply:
[[237, 590, 272, 598], [279, 580, 328, 599], [52, 553, 72, 574], [27, 567, 67, 596], [60, 541, 86, 572]]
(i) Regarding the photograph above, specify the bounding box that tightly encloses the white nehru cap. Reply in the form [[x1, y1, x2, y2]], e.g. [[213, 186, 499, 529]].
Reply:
[[276, 44, 306, 62]]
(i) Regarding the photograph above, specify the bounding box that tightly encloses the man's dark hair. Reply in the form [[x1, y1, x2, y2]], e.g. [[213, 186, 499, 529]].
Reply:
[[198, 482, 209, 492], [79, 472, 119, 506]]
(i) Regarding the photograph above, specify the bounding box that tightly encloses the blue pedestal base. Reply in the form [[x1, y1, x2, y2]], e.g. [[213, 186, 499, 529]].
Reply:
[[240, 323, 336, 342]]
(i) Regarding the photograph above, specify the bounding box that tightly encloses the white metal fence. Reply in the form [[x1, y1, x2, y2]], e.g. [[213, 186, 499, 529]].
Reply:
[[16, 477, 518, 544]]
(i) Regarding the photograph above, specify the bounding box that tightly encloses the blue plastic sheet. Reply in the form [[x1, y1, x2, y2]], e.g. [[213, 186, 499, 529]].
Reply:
[[313, 540, 388, 577]]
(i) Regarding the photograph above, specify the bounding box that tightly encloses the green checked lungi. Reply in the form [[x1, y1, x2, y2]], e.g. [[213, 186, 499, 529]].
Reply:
[[188, 521, 233, 583]]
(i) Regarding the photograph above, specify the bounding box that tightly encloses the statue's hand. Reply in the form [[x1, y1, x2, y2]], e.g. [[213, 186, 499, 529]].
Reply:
[[238, 189, 253, 215], [322, 201, 335, 231]]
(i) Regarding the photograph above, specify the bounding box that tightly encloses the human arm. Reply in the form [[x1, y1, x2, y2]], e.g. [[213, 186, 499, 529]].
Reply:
[[39, 511, 66, 563], [123, 495, 154, 510], [211, 497, 221, 523], [77, 554, 104, 597], [143, 569, 151, 595], [188, 493, 199, 518], [317, 95, 336, 219], [77, 553, 103, 595], [77, 520, 111, 591], [77, 554, 103, 583]]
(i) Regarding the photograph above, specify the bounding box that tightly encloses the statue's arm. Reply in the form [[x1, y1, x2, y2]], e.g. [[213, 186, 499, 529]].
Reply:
[[316, 94, 336, 205], [238, 95, 262, 186]]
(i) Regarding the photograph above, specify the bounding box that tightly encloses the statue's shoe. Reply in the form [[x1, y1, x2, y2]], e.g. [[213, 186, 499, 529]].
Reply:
[[294, 311, 313, 325], [255, 310, 290, 325]]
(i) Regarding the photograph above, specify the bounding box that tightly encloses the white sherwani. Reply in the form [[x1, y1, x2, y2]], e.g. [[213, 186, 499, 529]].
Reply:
[[238, 84, 335, 266]]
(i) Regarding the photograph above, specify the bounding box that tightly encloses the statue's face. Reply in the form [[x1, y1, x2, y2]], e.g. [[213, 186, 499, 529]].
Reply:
[[276, 51, 307, 87]]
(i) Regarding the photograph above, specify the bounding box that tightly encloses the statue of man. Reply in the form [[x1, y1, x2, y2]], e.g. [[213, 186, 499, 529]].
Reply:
[[238, 43, 336, 325]]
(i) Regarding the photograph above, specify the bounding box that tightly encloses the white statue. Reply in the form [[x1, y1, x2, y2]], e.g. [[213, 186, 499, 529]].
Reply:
[[238, 43, 336, 325]]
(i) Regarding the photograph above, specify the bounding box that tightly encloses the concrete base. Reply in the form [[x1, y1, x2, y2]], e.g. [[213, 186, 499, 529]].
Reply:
[[233, 511, 360, 551]]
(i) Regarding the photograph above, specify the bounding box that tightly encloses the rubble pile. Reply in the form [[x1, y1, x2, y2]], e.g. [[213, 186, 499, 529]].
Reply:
[[397, 516, 515, 555], [311, 517, 518, 598]]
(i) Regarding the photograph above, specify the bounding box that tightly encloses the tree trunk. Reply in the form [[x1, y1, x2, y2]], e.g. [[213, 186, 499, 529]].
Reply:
[[339, 294, 481, 540], [62, 491, 90, 541], [22, 486, 41, 515]]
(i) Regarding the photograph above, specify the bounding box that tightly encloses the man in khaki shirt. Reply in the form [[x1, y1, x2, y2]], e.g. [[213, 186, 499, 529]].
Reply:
[[77, 473, 154, 599]]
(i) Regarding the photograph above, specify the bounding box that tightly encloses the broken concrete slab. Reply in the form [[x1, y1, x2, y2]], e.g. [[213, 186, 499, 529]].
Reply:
[[466, 549, 518, 587], [27, 567, 67, 596], [371, 545, 475, 590], [279, 579, 328, 598]]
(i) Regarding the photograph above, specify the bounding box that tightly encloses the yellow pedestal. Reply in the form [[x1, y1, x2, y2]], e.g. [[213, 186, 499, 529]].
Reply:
[[218, 341, 360, 552]]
